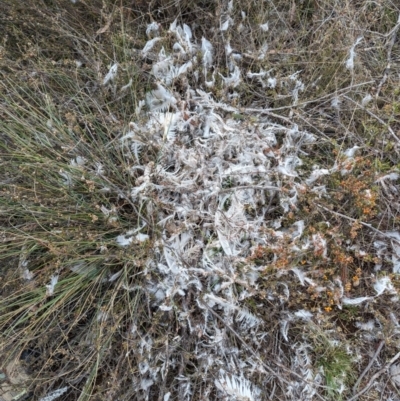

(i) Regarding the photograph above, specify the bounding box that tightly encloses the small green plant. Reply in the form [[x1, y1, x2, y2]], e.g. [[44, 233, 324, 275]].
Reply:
[[301, 323, 356, 400], [317, 344, 354, 399]]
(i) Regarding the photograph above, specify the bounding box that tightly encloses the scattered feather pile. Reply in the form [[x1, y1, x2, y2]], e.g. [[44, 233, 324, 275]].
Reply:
[[79, 16, 396, 400], [4, 2, 400, 401], [17, 8, 398, 401], [80, 14, 400, 400]]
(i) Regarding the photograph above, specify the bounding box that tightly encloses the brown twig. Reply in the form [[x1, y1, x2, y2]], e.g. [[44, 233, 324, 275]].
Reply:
[[352, 340, 385, 395], [346, 350, 400, 401], [316, 203, 400, 244], [342, 95, 400, 146]]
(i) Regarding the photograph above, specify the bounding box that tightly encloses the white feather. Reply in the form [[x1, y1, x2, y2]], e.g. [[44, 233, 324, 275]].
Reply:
[[46, 274, 59, 296], [202, 37, 214, 68], [146, 22, 160, 38], [102, 63, 118, 85], [342, 296, 371, 305], [346, 36, 363, 70], [142, 37, 161, 56], [146, 84, 177, 112], [39, 387, 69, 401], [215, 374, 260, 401], [219, 65, 241, 87]]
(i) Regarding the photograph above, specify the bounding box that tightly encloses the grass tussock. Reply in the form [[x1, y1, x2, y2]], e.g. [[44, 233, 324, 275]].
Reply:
[[1, 0, 400, 400]]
